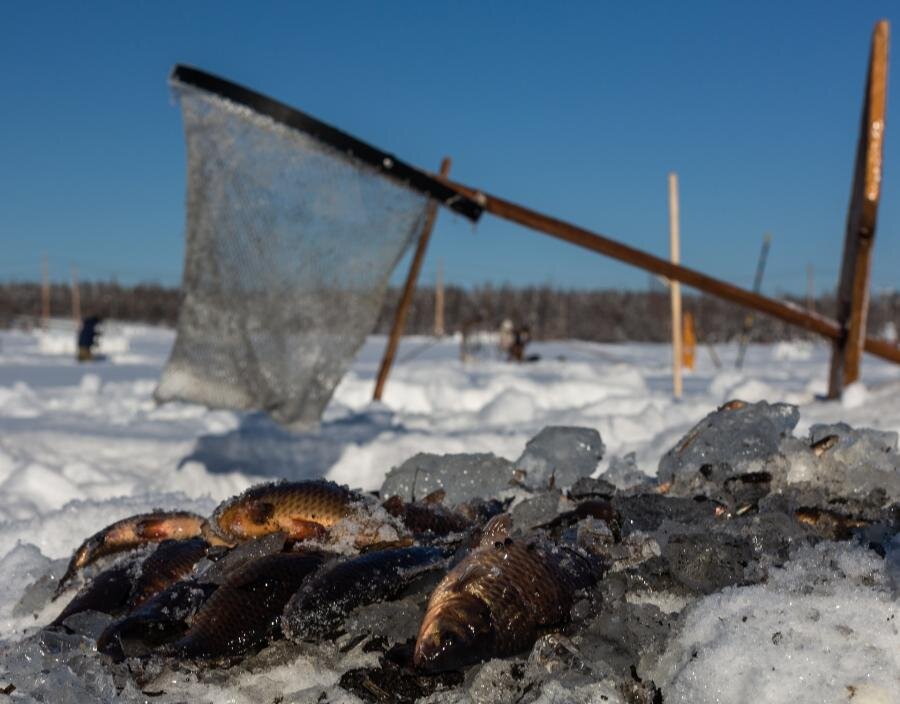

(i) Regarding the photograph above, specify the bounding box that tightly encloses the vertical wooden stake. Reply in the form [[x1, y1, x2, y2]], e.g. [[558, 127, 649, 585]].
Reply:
[[735, 233, 772, 369], [373, 158, 452, 402], [41, 255, 50, 327], [668, 172, 683, 399], [71, 266, 82, 326], [828, 20, 890, 398], [434, 259, 445, 337]]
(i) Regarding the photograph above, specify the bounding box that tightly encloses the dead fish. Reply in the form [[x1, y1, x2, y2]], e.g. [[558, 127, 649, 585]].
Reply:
[[382, 495, 472, 538], [50, 561, 139, 629], [537, 499, 620, 540], [98, 579, 216, 661], [414, 516, 604, 672], [128, 537, 211, 608], [165, 551, 326, 659], [811, 434, 839, 457], [795, 507, 868, 540], [54, 511, 208, 598], [283, 546, 449, 641], [211, 480, 356, 543]]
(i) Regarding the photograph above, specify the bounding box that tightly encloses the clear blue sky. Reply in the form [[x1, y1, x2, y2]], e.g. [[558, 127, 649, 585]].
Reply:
[[1, 1, 898, 295]]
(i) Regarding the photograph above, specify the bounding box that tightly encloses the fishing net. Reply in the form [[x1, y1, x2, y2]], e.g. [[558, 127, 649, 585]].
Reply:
[[155, 67, 480, 428]]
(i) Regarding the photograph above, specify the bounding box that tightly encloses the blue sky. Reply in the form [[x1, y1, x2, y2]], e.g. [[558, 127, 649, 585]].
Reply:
[[1, 2, 898, 295]]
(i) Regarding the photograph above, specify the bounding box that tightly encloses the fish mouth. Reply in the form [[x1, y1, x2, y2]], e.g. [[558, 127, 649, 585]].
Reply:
[[414, 593, 494, 672]]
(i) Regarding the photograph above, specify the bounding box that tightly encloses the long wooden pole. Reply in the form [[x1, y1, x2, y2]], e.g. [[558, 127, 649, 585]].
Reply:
[[373, 157, 451, 402], [433, 177, 900, 366], [828, 20, 889, 397], [668, 173, 683, 399]]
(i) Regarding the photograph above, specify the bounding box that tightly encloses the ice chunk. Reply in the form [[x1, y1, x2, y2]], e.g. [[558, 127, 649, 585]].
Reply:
[[779, 422, 900, 501], [380, 453, 516, 506], [600, 452, 653, 491], [658, 400, 799, 495], [510, 490, 565, 531], [515, 426, 605, 490], [662, 533, 759, 594]]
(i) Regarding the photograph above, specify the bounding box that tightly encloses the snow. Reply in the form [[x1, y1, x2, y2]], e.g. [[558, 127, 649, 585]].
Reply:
[[1, 321, 899, 702]]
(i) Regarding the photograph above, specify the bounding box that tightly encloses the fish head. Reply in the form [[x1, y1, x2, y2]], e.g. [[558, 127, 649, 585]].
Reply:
[[213, 499, 278, 540], [414, 592, 494, 672]]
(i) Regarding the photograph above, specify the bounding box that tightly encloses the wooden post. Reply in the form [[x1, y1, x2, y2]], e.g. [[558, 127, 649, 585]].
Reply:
[[71, 266, 82, 326], [735, 233, 772, 370], [668, 173, 683, 399], [373, 158, 451, 402], [434, 259, 445, 337], [828, 20, 890, 398], [41, 255, 50, 327]]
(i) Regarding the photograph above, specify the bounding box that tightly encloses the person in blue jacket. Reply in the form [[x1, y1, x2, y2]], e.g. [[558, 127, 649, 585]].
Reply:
[[77, 315, 102, 362]]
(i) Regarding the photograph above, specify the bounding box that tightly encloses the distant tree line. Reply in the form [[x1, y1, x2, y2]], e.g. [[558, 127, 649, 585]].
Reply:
[[1, 281, 898, 343]]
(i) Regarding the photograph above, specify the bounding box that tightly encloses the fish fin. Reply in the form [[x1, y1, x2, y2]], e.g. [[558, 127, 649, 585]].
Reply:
[[478, 514, 512, 547], [287, 518, 327, 541], [423, 489, 446, 505]]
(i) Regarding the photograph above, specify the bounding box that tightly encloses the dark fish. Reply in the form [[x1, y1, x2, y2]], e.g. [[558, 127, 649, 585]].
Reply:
[[537, 499, 620, 539], [283, 546, 449, 641], [98, 580, 216, 661], [211, 480, 356, 543], [55, 511, 208, 597], [128, 537, 211, 608], [382, 496, 472, 538], [414, 516, 603, 672], [795, 506, 868, 540], [50, 561, 137, 629], [165, 551, 326, 659]]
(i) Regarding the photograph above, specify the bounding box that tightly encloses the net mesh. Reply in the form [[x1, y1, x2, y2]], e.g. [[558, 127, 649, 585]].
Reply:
[[155, 82, 429, 427]]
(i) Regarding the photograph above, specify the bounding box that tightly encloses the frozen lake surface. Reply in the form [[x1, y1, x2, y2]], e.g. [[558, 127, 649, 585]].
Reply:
[[0, 322, 897, 702]]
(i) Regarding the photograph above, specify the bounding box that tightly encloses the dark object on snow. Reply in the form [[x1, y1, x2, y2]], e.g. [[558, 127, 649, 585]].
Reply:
[[76, 315, 102, 362], [414, 516, 604, 672], [164, 551, 326, 659], [283, 546, 449, 641]]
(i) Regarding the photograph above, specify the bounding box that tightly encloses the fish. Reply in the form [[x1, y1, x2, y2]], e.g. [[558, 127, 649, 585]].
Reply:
[[98, 579, 216, 661], [382, 495, 472, 538], [54, 510, 208, 598], [128, 537, 211, 608], [50, 561, 138, 629], [164, 550, 326, 659], [282, 546, 449, 641], [795, 506, 868, 540], [414, 516, 604, 672], [211, 480, 357, 543]]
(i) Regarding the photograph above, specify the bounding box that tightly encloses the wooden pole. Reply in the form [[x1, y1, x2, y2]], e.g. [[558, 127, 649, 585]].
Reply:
[[735, 233, 772, 369], [432, 177, 900, 366], [668, 173, 683, 399], [71, 266, 81, 326], [434, 259, 445, 337], [41, 255, 50, 327], [373, 157, 451, 402], [828, 20, 890, 398]]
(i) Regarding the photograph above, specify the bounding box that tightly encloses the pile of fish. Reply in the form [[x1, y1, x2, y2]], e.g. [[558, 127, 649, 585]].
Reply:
[[2, 400, 899, 703]]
